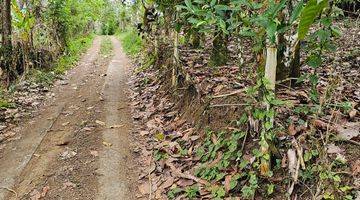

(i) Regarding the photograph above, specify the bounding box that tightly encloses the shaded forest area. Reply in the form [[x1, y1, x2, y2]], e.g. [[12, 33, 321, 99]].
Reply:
[[0, 0, 119, 85], [120, 0, 360, 199], [0, 0, 120, 130]]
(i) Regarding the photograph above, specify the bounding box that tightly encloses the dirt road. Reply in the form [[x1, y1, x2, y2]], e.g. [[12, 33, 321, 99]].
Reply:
[[0, 36, 135, 200]]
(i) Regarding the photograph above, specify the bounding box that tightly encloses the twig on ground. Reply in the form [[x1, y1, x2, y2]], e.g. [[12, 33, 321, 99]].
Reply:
[[149, 156, 152, 200], [209, 103, 251, 108], [0, 187, 18, 199], [211, 88, 247, 99], [336, 139, 360, 146], [165, 161, 209, 185]]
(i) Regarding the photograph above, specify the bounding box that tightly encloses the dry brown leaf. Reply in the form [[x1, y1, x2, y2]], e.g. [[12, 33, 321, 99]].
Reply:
[[224, 175, 232, 192], [260, 161, 270, 176], [90, 150, 99, 157], [288, 123, 297, 136], [312, 119, 327, 129], [138, 182, 150, 195], [30, 189, 41, 200], [326, 144, 344, 154], [62, 122, 70, 126], [62, 181, 76, 189], [96, 120, 106, 126], [177, 179, 194, 187], [102, 141, 112, 147], [336, 122, 360, 140], [41, 186, 50, 197], [159, 177, 175, 189], [349, 109, 357, 119], [140, 130, 149, 136], [351, 160, 360, 175]]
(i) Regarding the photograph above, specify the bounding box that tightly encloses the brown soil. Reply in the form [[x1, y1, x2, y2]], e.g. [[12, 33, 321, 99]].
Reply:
[[0, 36, 136, 200]]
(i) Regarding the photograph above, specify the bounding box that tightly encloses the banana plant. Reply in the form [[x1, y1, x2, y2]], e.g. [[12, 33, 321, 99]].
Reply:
[[11, 0, 35, 42]]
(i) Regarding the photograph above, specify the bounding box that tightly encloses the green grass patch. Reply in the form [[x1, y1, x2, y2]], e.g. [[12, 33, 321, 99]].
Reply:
[[100, 37, 113, 56], [24, 34, 95, 87], [117, 29, 142, 56], [54, 34, 95, 75], [0, 99, 15, 109]]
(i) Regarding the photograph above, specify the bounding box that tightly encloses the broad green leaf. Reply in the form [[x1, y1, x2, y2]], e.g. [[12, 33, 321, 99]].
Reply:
[[214, 5, 230, 11], [298, 0, 329, 40], [290, 0, 304, 24]]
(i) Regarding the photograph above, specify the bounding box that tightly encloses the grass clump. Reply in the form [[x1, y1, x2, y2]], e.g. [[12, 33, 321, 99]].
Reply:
[[54, 34, 95, 75], [117, 29, 142, 56], [0, 99, 15, 109], [100, 37, 114, 56]]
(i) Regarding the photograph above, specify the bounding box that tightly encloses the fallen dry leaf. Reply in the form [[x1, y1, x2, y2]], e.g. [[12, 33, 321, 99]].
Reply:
[[159, 177, 175, 189], [140, 130, 149, 136], [41, 186, 50, 197], [349, 109, 357, 119], [138, 182, 150, 195], [312, 119, 327, 129], [30, 189, 41, 200], [288, 123, 297, 136], [62, 122, 70, 126], [62, 181, 76, 189], [336, 122, 360, 141], [177, 179, 194, 187], [102, 141, 112, 147], [96, 120, 106, 126], [225, 175, 232, 192], [351, 160, 360, 175], [90, 150, 99, 157], [326, 143, 344, 154]]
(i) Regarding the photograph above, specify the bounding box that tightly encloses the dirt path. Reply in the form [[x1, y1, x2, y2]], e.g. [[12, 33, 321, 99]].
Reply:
[[0, 36, 135, 200]]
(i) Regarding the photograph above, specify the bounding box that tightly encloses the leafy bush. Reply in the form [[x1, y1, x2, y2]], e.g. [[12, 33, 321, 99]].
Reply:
[[117, 29, 142, 56], [54, 34, 95, 75]]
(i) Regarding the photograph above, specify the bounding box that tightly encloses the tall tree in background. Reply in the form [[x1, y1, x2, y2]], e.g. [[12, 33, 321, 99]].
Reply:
[[1, 0, 13, 84]]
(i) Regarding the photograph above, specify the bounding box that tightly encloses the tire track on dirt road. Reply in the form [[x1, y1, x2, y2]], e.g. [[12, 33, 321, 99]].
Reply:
[[0, 36, 136, 200]]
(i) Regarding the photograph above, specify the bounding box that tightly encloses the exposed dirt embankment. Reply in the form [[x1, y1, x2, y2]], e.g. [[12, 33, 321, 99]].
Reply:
[[129, 19, 359, 200]]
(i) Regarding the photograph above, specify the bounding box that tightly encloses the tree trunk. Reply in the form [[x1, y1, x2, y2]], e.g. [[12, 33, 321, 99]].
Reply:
[[2, 0, 11, 48], [1, 0, 14, 84], [210, 32, 229, 67], [290, 42, 301, 87]]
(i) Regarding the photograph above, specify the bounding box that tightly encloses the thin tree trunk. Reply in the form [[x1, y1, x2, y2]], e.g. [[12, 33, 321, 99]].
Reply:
[[2, 0, 11, 48], [265, 47, 277, 90], [290, 41, 301, 87], [2, 0, 13, 84]]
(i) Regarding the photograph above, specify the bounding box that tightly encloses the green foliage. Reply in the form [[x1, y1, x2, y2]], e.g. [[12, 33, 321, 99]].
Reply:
[[0, 99, 16, 109], [167, 187, 182, 199], [185, 186, 199, 199], [100, 1, 119, 35], [29, 69, 57, 86], [298, 0, 329, 40], [54, 34, 95, 75], [117, 29, 143, 56], [100, 37, 114, 56]]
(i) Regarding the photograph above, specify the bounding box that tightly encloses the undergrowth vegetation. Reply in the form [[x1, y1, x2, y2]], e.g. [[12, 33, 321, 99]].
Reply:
[[122, 0, 360, 199], [117, 29, 143, 56], [100, 37, 114, 56], [29, 34, 95, 85]]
